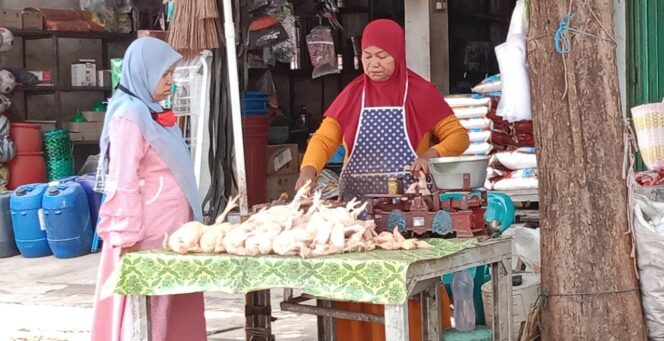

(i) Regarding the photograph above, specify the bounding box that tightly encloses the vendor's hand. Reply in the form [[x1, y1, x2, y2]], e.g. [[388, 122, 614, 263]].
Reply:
[[295, 166, 318, 191], [410, 149, 440, 178]]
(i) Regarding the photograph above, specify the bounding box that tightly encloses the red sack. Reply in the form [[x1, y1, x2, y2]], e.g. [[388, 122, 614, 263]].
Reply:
[[514, 121, 534, 134]]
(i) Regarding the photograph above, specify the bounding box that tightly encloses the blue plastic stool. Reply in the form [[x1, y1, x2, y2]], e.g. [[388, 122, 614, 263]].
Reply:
[[90, 194, 105, 253]]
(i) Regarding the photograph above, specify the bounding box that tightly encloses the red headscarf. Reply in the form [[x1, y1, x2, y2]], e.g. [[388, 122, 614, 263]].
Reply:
[[325, 19, 454, 153]]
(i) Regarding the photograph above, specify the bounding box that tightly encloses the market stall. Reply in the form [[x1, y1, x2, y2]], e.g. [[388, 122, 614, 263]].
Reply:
[[103, 237, 513, 341]]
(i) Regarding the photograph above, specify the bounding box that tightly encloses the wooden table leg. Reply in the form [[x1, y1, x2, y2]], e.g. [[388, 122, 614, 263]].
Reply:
[[384, 303, 409, 341], [421, 282, 442, 341], [317, 299, 336, 341], [492, 258, 513, 341], [129, 295, 151, 341]]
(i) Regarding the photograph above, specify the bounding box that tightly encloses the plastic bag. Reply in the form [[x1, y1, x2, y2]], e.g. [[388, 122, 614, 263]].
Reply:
[[503, 226, 541, 273], [249, 16, 289, 49], [469, 130, 491, 143], [445, 96, 491, 108], [271, 3, 296, 64], [256, 70, 279, 110], [80, 0, 112, 11], [306, 26, 339, 79], [471, 74, 502, 94], [495, 0, 532, 123], [633, 194, 664, 338], [494, 150, 537, 170], [492, 177, 538, 191], [463, 142, 492, 156], [453, 106, 489, 119], [460, 118, 491, 130]]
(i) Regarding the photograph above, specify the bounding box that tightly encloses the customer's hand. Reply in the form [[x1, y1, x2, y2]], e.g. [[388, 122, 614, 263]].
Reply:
[[296, 166, 318, 191], [410, 149, 440, 177]]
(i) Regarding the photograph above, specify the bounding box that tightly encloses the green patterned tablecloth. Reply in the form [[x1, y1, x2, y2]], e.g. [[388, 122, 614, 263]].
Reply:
[[103, 238, 475, 305]]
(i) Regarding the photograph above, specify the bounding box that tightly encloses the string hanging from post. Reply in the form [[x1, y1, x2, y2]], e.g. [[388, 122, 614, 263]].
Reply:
[[554, 1, 617, 55], [552, 0, 617, 99]]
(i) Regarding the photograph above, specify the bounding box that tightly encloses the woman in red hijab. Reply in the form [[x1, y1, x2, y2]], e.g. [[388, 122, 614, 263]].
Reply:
[[297, 19, 469, 199]]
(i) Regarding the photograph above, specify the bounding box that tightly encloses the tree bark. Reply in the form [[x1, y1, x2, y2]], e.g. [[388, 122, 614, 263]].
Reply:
[[527, 1, 646, 340]]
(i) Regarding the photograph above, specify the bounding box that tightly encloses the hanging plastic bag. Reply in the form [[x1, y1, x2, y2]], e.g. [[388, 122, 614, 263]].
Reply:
[[496, 0, 532, 123], [256, 70, 279, 111], [495, 37, 531, 123], [306, 26, 339, 79], [249, 16, 289, 49], [271, 2, 296, 64]]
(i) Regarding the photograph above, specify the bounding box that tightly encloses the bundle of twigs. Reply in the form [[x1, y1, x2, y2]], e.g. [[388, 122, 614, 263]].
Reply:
[[168, 0, 221, 59]]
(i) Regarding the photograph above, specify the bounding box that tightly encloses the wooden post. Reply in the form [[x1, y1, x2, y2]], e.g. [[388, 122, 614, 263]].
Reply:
[[527, 1, 646, 340]]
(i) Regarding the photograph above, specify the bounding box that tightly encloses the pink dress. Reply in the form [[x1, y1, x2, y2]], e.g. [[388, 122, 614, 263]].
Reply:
[[91, 117, 207, 341]]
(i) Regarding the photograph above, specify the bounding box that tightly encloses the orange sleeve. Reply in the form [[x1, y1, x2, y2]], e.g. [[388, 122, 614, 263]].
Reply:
[[300, 117, 344, 173], [429, 115, 470, 157]]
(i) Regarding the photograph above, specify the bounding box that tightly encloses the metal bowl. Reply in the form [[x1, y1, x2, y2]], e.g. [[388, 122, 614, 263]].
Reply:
[[427, 156, 491, 190]]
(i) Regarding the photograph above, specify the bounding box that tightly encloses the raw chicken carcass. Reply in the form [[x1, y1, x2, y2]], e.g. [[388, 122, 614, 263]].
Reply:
[[222, 222, 256, 255], [318, 198, 367, 227], [200, 196, 239, 253], [214, 195, 240, 224], [248, 180, 313, 229], [165, 221, 208, 254]]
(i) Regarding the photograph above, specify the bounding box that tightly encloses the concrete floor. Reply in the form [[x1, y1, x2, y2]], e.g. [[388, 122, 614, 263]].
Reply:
[[0, 253, 317, 341]]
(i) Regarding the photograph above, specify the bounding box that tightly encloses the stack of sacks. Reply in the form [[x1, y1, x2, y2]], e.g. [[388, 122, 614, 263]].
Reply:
[[486, 147, 538, 191], [445, 95, 492, 156], [486, 99, 535, 153]]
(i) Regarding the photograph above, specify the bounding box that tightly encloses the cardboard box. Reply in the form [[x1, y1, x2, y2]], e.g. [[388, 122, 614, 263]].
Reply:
[[81, 131, 101, 141], [64, 121, 103, 134], [71, 60, 97, 87], [0, 10, 22, 29], [25, 120, 56, 133], [69, 132, 82, 141], [82, 111, 105, 122], [267, 174, 298, 201], [97, 70, 111, 88], [22, 8, 43, 30], [29, 70, 52, 83], [266, 144, 299, 175]]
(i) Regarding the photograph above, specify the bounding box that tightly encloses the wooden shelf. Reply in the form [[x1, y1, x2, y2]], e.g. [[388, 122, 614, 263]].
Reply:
[[11, 29, 135, 42], [61, 86, 111, 92], [72, 140, 100, 145], [14, 85, 56, 93], [14, 85, 110, 94]]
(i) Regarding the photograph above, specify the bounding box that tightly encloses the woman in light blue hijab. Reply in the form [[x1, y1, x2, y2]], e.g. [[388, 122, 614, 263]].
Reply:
[[92, 37, 207, 341]]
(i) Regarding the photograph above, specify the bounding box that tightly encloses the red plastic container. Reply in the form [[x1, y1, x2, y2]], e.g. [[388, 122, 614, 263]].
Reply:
[[242, 115, 269, 207], [10, 123, 43, 154], [8, 152, 47, 190]]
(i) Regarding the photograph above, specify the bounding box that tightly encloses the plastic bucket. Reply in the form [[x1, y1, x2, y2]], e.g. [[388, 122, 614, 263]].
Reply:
[[8, 152, 46, 190], [10, 123, 42, 154]]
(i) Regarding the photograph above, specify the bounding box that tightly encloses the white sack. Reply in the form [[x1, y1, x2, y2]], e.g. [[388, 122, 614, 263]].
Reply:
[[633, 194, 664, 339]]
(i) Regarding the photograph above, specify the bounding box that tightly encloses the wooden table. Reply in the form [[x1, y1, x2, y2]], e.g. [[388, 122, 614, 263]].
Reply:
[[124, 238, 513, 341], [280, 238, 513, 341]]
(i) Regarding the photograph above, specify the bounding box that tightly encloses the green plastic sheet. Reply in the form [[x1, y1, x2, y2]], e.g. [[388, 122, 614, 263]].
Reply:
[[104, 238, 475, 305]]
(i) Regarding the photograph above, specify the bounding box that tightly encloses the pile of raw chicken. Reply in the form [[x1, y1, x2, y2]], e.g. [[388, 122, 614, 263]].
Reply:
[[165, 181, 432, 257]]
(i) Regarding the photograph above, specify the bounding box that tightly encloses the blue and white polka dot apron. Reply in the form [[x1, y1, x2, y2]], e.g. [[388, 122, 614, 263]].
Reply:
[[338, 79, 417, 201]]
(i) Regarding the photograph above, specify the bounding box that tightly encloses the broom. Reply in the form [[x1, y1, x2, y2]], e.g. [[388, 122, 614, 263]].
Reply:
[[168, 0, 220, 59]]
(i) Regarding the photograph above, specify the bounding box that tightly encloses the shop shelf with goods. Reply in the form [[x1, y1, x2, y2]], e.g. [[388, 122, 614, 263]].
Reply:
[[246, 0, 402, 152], [3, 29, 134, 132]]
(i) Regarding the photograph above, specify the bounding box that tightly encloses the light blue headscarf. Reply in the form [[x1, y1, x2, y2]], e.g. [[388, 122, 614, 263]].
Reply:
[[99, 37, 203, 221]]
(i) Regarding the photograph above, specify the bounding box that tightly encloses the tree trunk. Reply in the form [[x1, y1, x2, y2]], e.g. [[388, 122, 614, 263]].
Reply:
[[527, 1, 646, 340]]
